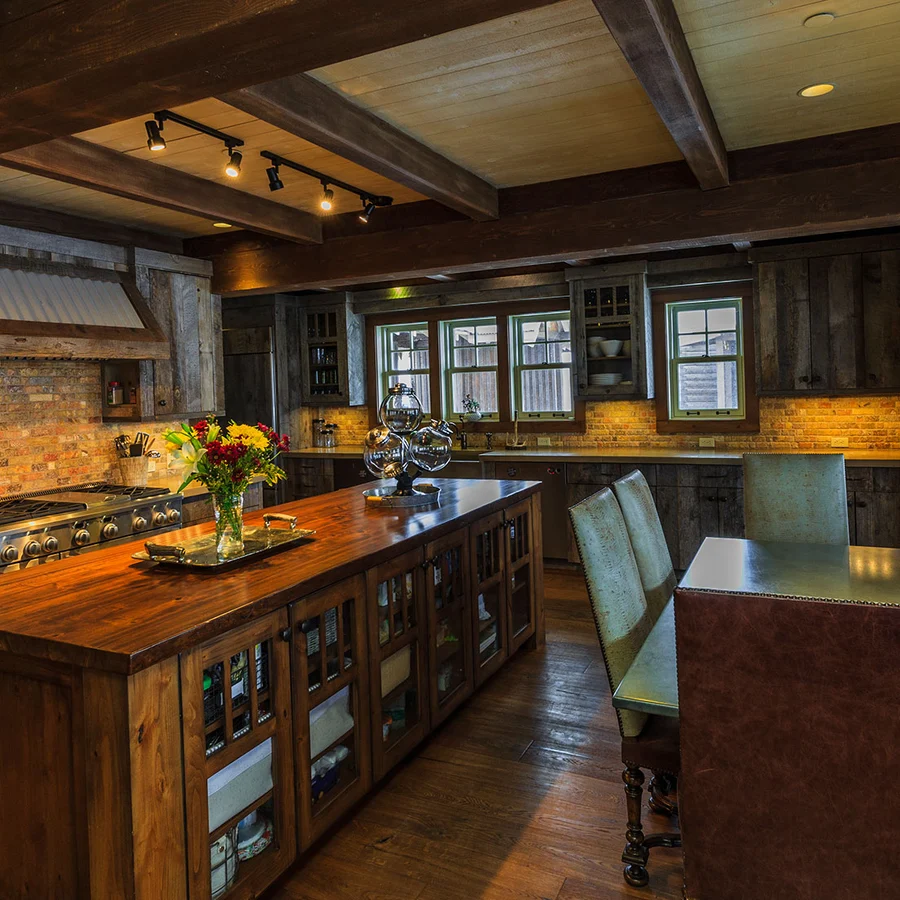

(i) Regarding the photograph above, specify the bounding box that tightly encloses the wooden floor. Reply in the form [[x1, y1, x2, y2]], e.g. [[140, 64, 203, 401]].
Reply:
[[270, 567, 684, 900]]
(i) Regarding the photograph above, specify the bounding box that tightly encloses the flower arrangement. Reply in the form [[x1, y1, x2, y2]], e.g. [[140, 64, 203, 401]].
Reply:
[[164, 417, 290, 557], [461, 393, 482, 422]]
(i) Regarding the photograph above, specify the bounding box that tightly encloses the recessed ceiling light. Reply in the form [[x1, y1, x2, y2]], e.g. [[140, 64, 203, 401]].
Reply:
[[803, 12, 835, 27], [798, 83, 835, 98], [212, 222, 232, 228]]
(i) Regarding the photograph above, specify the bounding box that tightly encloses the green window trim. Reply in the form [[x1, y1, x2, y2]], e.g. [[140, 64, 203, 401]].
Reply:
[[666, 297, 745, 421], [511, 311, 574, 421], [440, 316, 500, 421], [375, 322, 430, 413]]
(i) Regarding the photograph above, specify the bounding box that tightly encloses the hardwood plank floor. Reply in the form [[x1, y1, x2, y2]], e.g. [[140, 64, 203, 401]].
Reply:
[[270, 566, 683, 900]]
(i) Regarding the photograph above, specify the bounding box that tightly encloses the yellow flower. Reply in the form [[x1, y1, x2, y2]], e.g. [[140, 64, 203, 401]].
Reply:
[[226, 423, 270, 452]]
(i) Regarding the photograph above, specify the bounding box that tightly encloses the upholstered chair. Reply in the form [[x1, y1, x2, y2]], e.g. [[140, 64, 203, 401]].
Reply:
[[613, 470, 676, 624], [743, 453, 849, 545], [569, 487, 681, 888]]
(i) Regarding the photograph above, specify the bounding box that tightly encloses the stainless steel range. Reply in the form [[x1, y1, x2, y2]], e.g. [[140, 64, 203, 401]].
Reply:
[[0, 483, 183, 572]]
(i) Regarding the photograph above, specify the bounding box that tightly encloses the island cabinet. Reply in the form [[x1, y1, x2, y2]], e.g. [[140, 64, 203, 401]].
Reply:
[[0, 479, 541, 900], [180, 611, 297, 900]]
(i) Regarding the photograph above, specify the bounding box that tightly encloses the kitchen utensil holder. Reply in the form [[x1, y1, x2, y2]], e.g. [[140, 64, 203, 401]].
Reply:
[[118, 455, 149, 486]]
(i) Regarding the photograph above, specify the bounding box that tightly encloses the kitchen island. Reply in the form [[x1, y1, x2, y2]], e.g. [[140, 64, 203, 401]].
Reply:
[[0, 478, 542, 900]]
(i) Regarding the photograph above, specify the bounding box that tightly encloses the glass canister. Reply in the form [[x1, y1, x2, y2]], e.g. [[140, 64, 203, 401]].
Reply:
[[378, 383, 423, 435], [408, 419, 455, 472], [363, 427, 407, 478]]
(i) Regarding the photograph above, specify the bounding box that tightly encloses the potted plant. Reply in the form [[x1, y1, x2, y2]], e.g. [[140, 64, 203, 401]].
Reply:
[[461, 393, 482, 423], [164, 417, 290, 559]]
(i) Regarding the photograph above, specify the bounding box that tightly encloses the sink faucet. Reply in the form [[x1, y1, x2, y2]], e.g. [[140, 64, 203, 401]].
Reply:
[[459, 431, 468, 450], [485, 432, 493, 451]]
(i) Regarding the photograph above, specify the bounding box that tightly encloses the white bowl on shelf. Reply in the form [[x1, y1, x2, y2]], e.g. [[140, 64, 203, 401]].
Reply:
[[589, 373, 623, 386], [599, 339, 623, 357], [587, 336, 606, 358]]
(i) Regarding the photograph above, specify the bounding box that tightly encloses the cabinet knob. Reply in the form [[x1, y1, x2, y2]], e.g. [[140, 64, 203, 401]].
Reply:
[[158, 398, 167, 407], [798, 375, 810, 384], [811, 374, 822, 383], [279, 626, 292, 642], [857, 501, 868, 509]]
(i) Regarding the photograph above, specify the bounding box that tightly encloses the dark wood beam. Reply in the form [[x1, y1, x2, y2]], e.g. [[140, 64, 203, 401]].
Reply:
[[0, 138, 322, 244], [592, 0, 728, 190], [222, 75, 498, 221], [195, 154, 900, 294], [0, 197, 183, 254], [0, 0, 560, 153]]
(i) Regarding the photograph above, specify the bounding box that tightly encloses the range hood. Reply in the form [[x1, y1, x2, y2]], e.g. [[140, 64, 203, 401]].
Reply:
[[0, 255, 169, 359]]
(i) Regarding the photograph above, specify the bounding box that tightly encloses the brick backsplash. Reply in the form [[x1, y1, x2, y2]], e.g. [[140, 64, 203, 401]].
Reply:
[[0, 360, 177, 497], [304, 395, 900, 452]]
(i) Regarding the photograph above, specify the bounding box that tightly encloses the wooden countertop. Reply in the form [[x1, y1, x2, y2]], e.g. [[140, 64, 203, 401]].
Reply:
[[288, 446, 900, 467], [0, 478, 538, 675]]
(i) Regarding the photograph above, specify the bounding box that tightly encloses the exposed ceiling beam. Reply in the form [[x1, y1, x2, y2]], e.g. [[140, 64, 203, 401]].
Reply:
[[222, 75, 498, 221], [0, 138, 322, 244], [0, 0, 560, 153], [592, 0, 728, 190], [0, 197, 183, 254], [195, 153, 900, 293]]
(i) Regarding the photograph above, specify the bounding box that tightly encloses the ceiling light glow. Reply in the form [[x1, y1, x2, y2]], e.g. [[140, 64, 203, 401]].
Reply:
[[798, 83, 835, 98]]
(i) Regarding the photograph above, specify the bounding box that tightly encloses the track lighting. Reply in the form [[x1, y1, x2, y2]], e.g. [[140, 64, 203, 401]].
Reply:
[[359, 200, 377, 224], [266, 165, 284, 192], [145, 119, 166, 152], [224, 149, 242, 178], [259, 151, 393, 220]]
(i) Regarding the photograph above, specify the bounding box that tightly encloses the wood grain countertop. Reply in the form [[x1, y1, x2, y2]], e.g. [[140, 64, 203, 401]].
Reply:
[[287, 446, 900, 467], [0, 478, 538, 675]]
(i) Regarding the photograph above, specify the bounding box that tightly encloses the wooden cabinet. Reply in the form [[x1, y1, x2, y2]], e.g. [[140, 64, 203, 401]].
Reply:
[[424, 527, 474, 726], [300, 295, 366, 406], [568, 265, 654, 400], [366, 547, 430, 781], [180, 611, 296, 900], [504, 498, 539, 653], [755, 249, 900, 394], [291, 576, 371, 850], [470, 509, 509, 686]]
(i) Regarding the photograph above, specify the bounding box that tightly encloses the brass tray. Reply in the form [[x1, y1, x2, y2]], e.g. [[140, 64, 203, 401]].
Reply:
[[133, 513, 316, 570]]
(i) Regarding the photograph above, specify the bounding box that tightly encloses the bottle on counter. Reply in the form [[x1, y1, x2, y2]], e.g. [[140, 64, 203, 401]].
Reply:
[[107, 381, 124, 405]]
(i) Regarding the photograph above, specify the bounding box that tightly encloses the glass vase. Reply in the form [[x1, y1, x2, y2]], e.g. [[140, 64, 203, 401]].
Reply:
[[213, 492, 244, 560]]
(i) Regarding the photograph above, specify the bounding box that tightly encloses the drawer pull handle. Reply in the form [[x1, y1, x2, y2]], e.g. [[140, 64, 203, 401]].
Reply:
[[264, 513, 297, 530], [279, 626, 292, 642]]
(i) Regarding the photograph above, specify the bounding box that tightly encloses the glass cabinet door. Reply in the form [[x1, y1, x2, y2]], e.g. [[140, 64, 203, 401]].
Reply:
[[470, 510, 509, 686], [180, 611, 296, 900], [425, 526, 474, 726], [505, 499, 537, 653], [292, 575, 371, 850], [367, 546, 429, 781]]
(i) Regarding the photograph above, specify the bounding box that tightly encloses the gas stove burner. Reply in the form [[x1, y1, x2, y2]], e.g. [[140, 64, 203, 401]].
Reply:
[[0, 498, 89, 528], [81, 483, 171, 499]]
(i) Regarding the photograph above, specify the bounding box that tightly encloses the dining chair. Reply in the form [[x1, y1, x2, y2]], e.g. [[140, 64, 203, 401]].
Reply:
[[613, 470, 676, 624], [743, 453, 849, 545], [569, 487, 681, 888]]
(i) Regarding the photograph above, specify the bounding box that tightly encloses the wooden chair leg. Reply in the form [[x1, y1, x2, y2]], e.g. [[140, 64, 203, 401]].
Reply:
[[648, 770, 678, 817], [622, 766, 650, 887]]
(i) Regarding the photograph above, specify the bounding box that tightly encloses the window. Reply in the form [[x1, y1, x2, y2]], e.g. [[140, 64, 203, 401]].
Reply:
[[375, 323, 431, 413], [666, 297, 744, 420], [652, 283, 758, 434], [511, 313, 574, 420], [441, 317, 500, 419]]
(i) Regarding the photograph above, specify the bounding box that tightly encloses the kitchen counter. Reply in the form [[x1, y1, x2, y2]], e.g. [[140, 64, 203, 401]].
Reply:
[[288, 446, 900, 467], [0, 478, 539, 674]]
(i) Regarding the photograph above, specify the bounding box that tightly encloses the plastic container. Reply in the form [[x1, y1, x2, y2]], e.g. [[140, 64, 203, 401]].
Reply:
[[107, 381, 124, 405]]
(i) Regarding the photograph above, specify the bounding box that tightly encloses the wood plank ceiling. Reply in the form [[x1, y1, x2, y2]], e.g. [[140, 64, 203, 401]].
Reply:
[[675, 0, 900, 149]]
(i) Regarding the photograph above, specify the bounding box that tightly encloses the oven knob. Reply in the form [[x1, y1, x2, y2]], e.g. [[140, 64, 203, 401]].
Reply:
[[24, 540, 42, 558], [152, 512, 167, 527], [42, 536, 59, 553], [101, 522, 119, 540], [73, 529, 91, 547], [166, 508, 182, 524], [133, 516, 148, 532], [0, 545, 18, 563]]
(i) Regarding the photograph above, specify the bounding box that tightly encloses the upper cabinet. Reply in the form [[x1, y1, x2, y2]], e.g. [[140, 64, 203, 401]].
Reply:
[[567, 264, 654, 400], [300, 295, 366, 406], [753, 244, 900, 395]]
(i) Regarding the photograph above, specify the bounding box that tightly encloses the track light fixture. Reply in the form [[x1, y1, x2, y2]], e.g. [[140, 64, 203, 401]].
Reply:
[[224, 149, 242, 178], [145, 111, 245, 179], [144, 118, 166, 152], [260, 151, 392, 220], [266, 165, 284, 192], [358, 199, 377, 224]]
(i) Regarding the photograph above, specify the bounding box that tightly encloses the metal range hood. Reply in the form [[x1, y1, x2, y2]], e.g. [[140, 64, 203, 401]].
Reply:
[[0, 255, 169, 360]]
